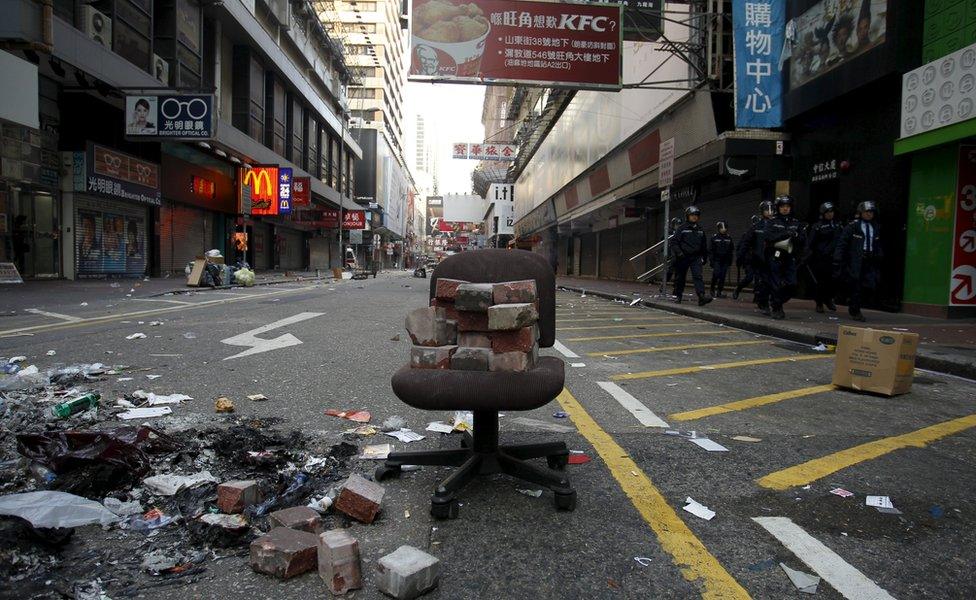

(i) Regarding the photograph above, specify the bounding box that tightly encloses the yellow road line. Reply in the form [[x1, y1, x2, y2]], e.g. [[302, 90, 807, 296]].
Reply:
[[757, 413, 976, 490], [556, 317, 686, 324], [670, 384, 836, 422], [611, 354, 832, 381], [565, 330, 737, 342], [559, 322, 713, 332], [590, 340, 771, 357], [556, 389, 750, 599]]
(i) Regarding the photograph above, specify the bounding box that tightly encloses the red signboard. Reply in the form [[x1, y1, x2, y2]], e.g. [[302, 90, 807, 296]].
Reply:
[[93, 144, 160, 190], [191, 176, 215, 200], [409, 0, 622, 89], [343, 210, 366, 230], [240, 166, 279, 216], [951, 145, 976, 305], [292, 176, 311, 206]]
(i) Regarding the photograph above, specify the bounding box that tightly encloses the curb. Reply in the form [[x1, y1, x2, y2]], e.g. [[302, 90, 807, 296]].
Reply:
[[557, 285, 976, 381], [147, 277, 331, 298]]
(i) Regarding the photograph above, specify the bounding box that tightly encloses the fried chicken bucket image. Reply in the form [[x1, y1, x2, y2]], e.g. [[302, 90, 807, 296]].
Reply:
[[411, 0, 491, 77]]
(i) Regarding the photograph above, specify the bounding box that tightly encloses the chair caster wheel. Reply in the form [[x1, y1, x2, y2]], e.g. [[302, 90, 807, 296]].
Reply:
[[374, 464, 401, 481], [554, 490, 577, 511], [546, 453, 569, 471], [430, 498, 459, 520]]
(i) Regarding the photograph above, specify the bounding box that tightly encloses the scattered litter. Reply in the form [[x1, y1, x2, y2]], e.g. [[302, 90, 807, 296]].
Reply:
[[147, 393, 192, 405], [780, 563, 820, 594], [892, 327, 909, 331], [516, 488, 543, 498], [80, 302, 88, 306], [866, 495, 894, 509], [612, 318, 623, 322], [426, 422, 455, 434], [570, 363, 586, 367], [390, 334, 401, 341], [731, 436, 762, 443], [325, 409, 371, 423], [688, 437, 729, 452], [126, 333, 147, 340], [634, 557, 652, 566], [568, 454, 591, 465], [183, 332, 197, 339], [0, 490, 121, 528], [142, 471, 218, 496], [247, 394, 268, 401], [802, 485, 812, 490], [507, 416, 574, 433], [117, 377, 134, 382], [682, 497, 715, 521], [360, 444, 392, 460], [452, 411, 473, 432], [811, 343, 828, 352], [214, 397, 235, 413], [46, 350, 56, 356], [381, 415, 407, 431], [344, 424, 379, 436], [665, 429, 698, 438], [384, 428, 424, 443], [9, 356, 27, 363], [630, 298, 642, 306], [103, 497, 144, 517], [150, 321, 164, 326], [116, 399, 135, 408], [146, 374, 162, 380], [552, 411, 568, 419], [118, 406, 173, 420], [130, 508, 176, 531], [929, 505, 944, 518], [876, 507, 903, 515]]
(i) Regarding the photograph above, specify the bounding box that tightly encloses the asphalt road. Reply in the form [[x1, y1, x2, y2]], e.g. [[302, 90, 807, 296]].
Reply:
[[2, 272, 975, 599]]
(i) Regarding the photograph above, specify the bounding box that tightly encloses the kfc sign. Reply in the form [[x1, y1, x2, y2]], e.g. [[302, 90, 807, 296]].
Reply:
[[240, 166, 279, 216], [343, 210, 367, 229]]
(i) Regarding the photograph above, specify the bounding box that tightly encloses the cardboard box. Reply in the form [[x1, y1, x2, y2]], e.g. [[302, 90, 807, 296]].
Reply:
[[832, 326, 919, 396], [187, 256, 225, 287]]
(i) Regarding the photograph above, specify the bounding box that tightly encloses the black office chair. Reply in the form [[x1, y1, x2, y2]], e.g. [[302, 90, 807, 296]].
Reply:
[[375, 249, 574, 519]]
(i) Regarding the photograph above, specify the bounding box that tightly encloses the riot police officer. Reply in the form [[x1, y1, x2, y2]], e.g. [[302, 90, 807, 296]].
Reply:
[[763, 195, 805, 320], [804, 202, 842, 313], [672, 206, 712, 306], [733, 214, 761, 300], [709, 221, 734, 298], [834, 201, 882, 322], [665, 216, 683, 283], [735, 202, 775, 312]]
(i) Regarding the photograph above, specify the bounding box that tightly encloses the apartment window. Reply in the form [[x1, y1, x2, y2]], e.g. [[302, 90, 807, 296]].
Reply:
[[350, 67, 375, 79], [348, 87, 376, 99], [321, 130, 334, 186], [351, 2, 377, 10], [308, 117, 320, 178], [332, 138, 341, 193], [266, 75, 286, 156], [232, 47, 265, 143], [154, 0, 202, 87], [111, 0, 153, 71], [346, 45, 372, 55], [287, 96, 304, 167]]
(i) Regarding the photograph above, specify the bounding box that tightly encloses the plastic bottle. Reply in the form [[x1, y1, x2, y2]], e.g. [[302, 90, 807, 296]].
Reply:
[[51, 392, 101, 418], [29, 463, 56, 485]]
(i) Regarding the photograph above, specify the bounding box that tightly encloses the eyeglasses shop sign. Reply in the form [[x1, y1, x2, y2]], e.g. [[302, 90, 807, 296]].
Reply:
[[125, 94, 215, 139]]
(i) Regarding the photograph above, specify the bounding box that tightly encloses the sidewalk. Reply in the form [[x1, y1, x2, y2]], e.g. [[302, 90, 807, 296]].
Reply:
[[556, 276, 976, 380]]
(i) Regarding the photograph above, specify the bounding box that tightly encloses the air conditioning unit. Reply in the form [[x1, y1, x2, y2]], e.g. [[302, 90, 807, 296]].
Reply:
[[152, 54, 170, 86], [81, 6, 112, 50]]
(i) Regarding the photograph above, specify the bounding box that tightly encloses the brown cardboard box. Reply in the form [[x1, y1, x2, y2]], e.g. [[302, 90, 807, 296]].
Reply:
[[187, 256, 225, 287], [831, 326, 919, 396]]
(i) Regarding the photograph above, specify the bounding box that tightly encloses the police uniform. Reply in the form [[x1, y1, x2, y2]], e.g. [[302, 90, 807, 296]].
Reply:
[[762, 196, 806, 319], [709, 224, 734, 298], [804, 202, 842, 312], [834, 201, 882, 321], [672, 207, 711, 305]]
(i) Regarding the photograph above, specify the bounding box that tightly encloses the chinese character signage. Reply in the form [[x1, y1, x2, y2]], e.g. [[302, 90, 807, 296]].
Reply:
[[951, 146, 976, 306], [410, 0, 623, 90], [240, 166, 279, 216], [901, 41, 976, 139], [278, 167, 293, 215], [453, 142, 517, 161], [125, 95, 215, 139], [292, 176, 311, 206], [343, 210, 367, 230], [74, 143, 161, 206], [732, 0, 785, 128]]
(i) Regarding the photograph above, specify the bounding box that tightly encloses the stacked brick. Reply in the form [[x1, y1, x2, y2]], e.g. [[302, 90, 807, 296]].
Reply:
[[405, 278, 540, 373]]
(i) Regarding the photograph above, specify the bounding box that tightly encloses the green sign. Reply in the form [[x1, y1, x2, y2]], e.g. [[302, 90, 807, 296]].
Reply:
[[903, 145, 957, 305]]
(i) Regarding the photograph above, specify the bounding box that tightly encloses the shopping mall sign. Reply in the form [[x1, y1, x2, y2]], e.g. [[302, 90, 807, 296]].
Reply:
[[732, 0, 785, 128], [409, 0, 622, 89], [239, 166, 279, 216], [65, 143, 161, 205]]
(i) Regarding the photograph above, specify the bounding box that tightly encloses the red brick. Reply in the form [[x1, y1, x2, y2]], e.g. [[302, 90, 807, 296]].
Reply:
[[430, 298, 459, 321], [249, 527, 319, 579], [434, 278, 468, 301], [489, 350, 533, 372], [334, 474, 385, 524], [405, 307, 454, 346], [217, 480, 261, 514], [318, 529, 363, 594], [490, 326, 536, 353], [451, 347, 490, 371], [410, 345, 456, 369], [458, 332, 491, 348], [456, 310, 489, 332], [492, 279, 537, 304], [269, 506, 322, 534], [487, 303, 538, 330], [455, 283, 494, 311]]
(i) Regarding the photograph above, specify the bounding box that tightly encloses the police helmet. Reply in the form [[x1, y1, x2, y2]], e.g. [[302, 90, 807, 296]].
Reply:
[[759, 200, 774, 216], [857, 200, 878, 215], [669, 217, 682, 230], [819, 202, 835, 215], [750, 214, 761, 226], [685, 205, 701, 218], [716, 220, 728, 232], [775, 195, 794, 208]]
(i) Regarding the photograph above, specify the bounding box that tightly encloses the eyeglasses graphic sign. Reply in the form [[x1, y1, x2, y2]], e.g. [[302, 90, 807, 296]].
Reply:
[[79, 142, 161, 206], [125, 94, 215, 139]]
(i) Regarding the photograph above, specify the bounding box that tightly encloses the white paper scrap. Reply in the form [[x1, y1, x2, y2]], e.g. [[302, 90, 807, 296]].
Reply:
[[360, 444, 392, 460], [830, 488, 854, 498], [866, 495, 894, 509], [385, 428, 425, 443], [689, 438, 729, 452], [147, 393, 193, 406], [118, 406, 172, 420], [780, 563, 821, 594], [630, 298, 642, 306], [570, 362, 586, 368], [683, 497, 715, 520], [426, 422, 455, 434], [126, 333, 147, 340]]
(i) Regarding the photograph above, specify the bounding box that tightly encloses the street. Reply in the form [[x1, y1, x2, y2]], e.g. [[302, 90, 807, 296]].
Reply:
[[3, 272, 975, 598]]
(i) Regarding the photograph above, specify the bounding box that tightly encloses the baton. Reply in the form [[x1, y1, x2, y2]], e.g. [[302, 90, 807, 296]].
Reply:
[[804, 264, 819, 286]]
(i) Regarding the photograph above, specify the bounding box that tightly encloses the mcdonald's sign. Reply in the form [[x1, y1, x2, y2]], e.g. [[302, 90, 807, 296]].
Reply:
[[239, 165, 279, 216]]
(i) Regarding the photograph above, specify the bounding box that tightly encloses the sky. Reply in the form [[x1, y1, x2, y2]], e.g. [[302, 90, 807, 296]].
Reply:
[[404, 81, 486, 195]]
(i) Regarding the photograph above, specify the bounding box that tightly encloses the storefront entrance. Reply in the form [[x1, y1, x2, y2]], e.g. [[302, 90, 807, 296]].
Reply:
[[6, 186, 61, 279]]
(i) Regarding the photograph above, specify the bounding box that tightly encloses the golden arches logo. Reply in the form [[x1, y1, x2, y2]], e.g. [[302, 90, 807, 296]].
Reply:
[[243, 168, 275, 196]]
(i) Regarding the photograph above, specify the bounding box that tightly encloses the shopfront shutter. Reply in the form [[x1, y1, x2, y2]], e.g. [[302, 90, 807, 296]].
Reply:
[[159, 202, 213, 273], [73, 196, 149, 277], [599, 227, 621, 280], [620, 220, 649, 280], [579, 232, 598, 277], [252, 222, 272, 270], [278, 228, 303, 270], [700, 189, 761, 287]]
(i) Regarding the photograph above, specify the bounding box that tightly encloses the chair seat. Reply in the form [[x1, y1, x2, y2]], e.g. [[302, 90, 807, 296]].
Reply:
[[391, 356, 565, 411]]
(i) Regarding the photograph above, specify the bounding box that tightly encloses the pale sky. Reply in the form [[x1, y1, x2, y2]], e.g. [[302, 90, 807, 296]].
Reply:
[[405, 81, 486, 195]]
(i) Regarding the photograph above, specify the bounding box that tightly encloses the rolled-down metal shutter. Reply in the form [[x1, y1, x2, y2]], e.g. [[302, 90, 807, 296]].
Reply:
[[700, 189, 761, 287], [278, 228, 303, 270], [159, 202, 213, 273], [620, 221, 648, 280], [251, 222, 271, 270], [74, 195, 148, 277], [579, 232, 598, 277], [599, 227, 621, 280]]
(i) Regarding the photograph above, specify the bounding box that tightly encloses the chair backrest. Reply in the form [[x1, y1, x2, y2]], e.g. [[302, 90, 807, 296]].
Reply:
[[429, 249, 556, 348]]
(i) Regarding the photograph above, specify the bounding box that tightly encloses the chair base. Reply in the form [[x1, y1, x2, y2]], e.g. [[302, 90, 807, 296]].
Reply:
[[374, 412, 576, 519]]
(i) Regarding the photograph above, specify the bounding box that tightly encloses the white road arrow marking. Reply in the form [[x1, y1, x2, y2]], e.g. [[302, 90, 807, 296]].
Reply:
[[221, 312, 324, 360]]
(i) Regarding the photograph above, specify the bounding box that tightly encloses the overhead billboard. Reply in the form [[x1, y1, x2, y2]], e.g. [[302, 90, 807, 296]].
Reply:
[[239, 166, 279, 216], [124, 94, 215, 139], [409, 0, 623, 90], [443, 194, 488, 223]]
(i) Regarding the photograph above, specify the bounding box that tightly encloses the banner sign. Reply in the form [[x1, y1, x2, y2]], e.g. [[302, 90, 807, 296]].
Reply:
[[76, 143, 161, 206], [343, 209, 367, 230], [453, 142, 517, 161], [951, 145, 976, 306], [901, 41, 976, 139], [278, 167, 293, 215], [732, 0, 785, 128], [409, 0, 623, 89], [240, 166, 279, 216], [292, 176, 311, 206], [125, 94, 215, 139]]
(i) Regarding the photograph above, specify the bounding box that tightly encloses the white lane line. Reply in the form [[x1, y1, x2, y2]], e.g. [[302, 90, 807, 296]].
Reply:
[[552, 339, 580, 358], [24, 308, 82, 322], [596, 382, 669, 428], [221, 312, 324, 360], [752, 517, 896, 600], [130, 298, 192, 305]]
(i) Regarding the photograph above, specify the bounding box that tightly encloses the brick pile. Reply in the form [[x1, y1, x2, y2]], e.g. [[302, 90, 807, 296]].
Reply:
[[406, 278, 540, 373]]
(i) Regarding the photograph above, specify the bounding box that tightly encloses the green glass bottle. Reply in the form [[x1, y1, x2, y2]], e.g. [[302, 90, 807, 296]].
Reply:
[[51, 392, 100, 418]]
